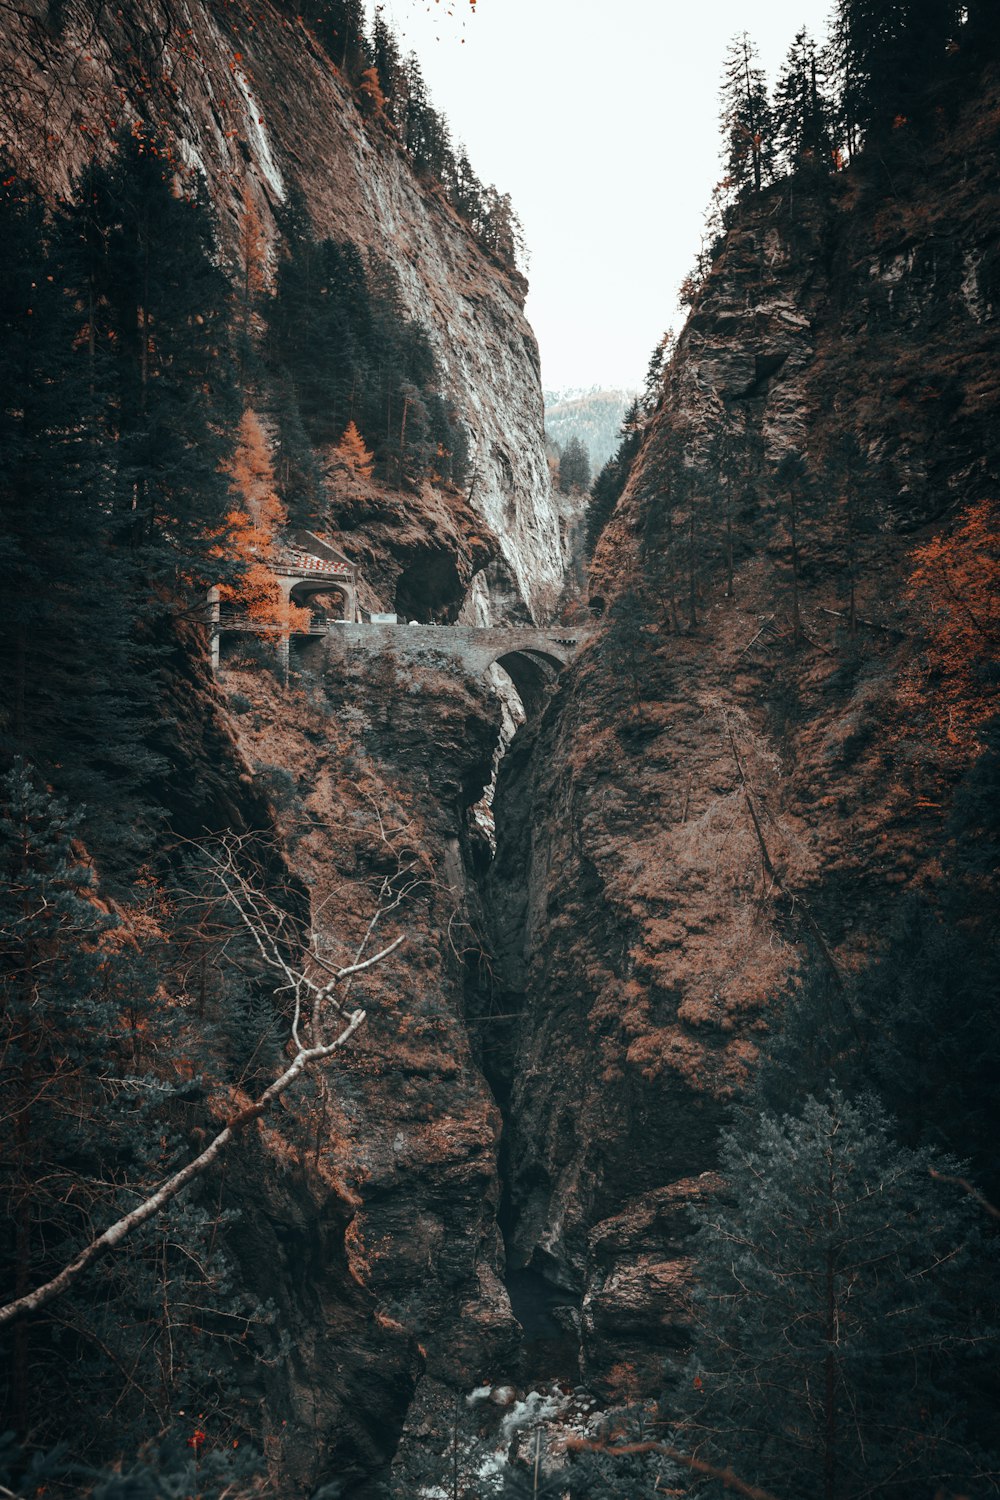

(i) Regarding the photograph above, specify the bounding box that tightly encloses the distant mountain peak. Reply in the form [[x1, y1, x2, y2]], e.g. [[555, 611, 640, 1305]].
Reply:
[[544, 387, 639, 473]]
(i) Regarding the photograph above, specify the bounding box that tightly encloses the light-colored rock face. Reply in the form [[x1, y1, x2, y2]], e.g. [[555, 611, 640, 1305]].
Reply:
[[301, 116, 563, 621], [2, 0, 564, 623]]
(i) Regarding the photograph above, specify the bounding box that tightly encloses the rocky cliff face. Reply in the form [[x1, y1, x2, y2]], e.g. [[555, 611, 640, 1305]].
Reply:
[[210, 643, 520, 1493], [5, 6, 998, 1491], [1, 0, 563, 624], [0, 4, 560, 1485], [483, 63, 1000, 1398]]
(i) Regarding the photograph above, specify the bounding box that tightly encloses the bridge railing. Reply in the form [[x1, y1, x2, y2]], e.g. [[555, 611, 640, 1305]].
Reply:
[[215, 614, 350, 636], [212, 615, 591, 650]]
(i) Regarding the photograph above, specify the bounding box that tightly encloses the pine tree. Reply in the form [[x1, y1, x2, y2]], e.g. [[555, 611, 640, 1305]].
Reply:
[[585, 401, 644, 557], [403, 53, 435, 174], [949, 714, 1000, 886], [824, 430, 866, 635], [394, 381, 432, 486], [862, 903, 1000, 1190], [304, 0, 368, 78], [833, 0, 962, 143], [86, 128, 238, 577], [267, 209, 464, 491], [641, 330, 674, 414], [774, 29, 836, 175], [719, 33, 774, 198], [450, 145, 486, 229], [0, 167, 80, 752], [0, 162, 165, 853], [773, 449, 812, 643], [235, 182, 268, 389], [0, 767, 162, 1443], [269, 229, 368, 447], [0, 766, 283, 1461], [705, 427, 747, 600], [603, 588, 650, 708], [478, 186, 526, 271], [558, 435, 591, 493], [680, 1092, 993, 1500], [372, 6, 408, 129], [269, 369, 325, 526], [424, 392, 471, 488]]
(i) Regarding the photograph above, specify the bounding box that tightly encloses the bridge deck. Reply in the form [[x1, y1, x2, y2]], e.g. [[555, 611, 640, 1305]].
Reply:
[[216, 617, 589, 658]]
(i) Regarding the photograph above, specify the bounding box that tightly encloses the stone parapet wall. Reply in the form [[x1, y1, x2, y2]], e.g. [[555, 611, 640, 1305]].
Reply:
[[325, 623, 592, 675]]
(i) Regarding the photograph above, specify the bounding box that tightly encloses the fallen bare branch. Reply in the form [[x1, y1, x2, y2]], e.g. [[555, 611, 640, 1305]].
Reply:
[[564, 1438, 783, 1500], [734, 615, 776, 662], [0, 834, 408, 1329], [0, 1009, 367, 1329], [929, 1168, 1000, 1221], [819, 606, 906, 638]]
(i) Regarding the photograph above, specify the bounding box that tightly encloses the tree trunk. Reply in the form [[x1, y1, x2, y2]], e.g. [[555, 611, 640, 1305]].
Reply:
[[664, 505, 680, 633], [397, 393, 410, 487], [790, 491, 802, 643], [824, 1165, 838, 1500]]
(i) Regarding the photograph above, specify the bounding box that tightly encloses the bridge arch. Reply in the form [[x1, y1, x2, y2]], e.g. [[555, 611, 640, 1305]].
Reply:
[[287, 577, 353, 622], [492, 649, 564, 715], [274, 623, 592, 712]]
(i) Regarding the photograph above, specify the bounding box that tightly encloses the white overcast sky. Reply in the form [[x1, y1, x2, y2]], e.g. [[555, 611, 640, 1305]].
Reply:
[[367, 0, 833, 392]]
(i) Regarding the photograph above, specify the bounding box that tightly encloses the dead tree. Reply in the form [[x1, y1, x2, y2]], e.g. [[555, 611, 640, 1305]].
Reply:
[[0, 836, 407, 1330]]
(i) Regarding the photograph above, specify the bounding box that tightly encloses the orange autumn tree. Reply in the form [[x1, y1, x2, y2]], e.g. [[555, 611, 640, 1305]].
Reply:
[[355, 66, 387, 120], [904, 497, 1000, 753], [331, 420, 375, 482], [221, 409, 310, 634]]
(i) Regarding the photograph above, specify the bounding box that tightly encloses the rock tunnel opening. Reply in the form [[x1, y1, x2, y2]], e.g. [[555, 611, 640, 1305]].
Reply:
[[289, 583, 352, 622], [393, 549, 465, 623]]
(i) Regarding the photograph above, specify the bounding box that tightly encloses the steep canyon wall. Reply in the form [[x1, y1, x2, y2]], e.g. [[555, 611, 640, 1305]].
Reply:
[[0, 2, 563, 1487], [1, 0, 564, 623], [3, 5, 999, 1493], [483, 62, 1000, 1399]]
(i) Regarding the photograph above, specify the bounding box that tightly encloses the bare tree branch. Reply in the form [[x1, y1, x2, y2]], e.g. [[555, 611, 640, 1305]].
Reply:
[[0, 1009, 368, 1330], [0, 837, 407, 1330], [564, 1437, 783, 1500], [929, 1168, 1000, 1222]]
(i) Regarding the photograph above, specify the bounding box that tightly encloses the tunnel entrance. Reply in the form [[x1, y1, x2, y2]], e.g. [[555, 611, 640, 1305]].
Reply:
[[289, 584, 352, 623], [393, 549, 465, 622]]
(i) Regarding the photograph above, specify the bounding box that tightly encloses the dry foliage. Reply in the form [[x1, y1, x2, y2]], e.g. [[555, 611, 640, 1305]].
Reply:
[[219, 409, 310, 633], [903, 497, 1000, 752]]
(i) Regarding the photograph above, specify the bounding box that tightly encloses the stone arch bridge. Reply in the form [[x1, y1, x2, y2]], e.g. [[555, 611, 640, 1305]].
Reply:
[[212, 617, 591, 703], [317, 623, 593, 712], [210, 532, 592, 710]]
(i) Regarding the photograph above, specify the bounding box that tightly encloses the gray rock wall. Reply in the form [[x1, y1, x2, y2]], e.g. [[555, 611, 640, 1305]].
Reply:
[[1, 0, 564, 623]]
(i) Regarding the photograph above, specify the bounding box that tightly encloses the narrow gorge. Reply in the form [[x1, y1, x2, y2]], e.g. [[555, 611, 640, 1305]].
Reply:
[[0, 3, 998, 1498]]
